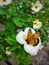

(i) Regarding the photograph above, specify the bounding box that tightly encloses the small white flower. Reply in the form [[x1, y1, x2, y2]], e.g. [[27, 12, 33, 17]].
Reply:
[[16, 27, 43, 55], [0, 0, 12, 6], [33, 19, 42, 29], [5, 47, 11, 55], [41, 11, 45, 13], [31, 0, 43, 13], [19, 3, 22, 8]]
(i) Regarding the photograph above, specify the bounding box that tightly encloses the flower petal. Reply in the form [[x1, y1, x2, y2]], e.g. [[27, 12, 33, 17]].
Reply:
[[5, 47, 11, 55], [4, 0, 12, 5], [0, 0, 12, 6], [31, 0, 43, 13], [0, 3, 4, 6], [33, 20, 42, 29], [24, 37, 41, 55], [36, 0, 43, 9], [31, 5, 40, 12], [39, 45, 44, 50], [16, 31, 27, 44]]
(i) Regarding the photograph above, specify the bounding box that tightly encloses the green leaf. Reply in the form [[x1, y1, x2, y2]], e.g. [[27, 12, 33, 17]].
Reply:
[[5, 21, 14, 32], [5, 36, 16, 45], [14, 48, 30, 65], [13, 17, 24, 27], [9, 45, 17, 52], [0, 8, 7, 15]]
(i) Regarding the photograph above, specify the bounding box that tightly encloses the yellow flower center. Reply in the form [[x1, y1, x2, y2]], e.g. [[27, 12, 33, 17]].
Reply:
[[34, 4, 39, 9], [0, 0, 6, 2], [6, 49, 9, 53], [34, 22, 38, 26], [23, 36, 27, 40]]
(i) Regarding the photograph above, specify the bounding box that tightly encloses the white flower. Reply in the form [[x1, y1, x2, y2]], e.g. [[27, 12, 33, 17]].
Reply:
[[41, 11, 45, 13], [16, 27, 43, 55], [0, 0, 12, 6], [33, 19, 42, 29], [19, 3, 22, 8], [5, 47, 11, 55], [31, 0, 43, 13]]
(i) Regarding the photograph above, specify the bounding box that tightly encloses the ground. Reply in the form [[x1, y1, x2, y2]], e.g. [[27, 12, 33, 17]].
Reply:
[[0, 43, 49, 65]]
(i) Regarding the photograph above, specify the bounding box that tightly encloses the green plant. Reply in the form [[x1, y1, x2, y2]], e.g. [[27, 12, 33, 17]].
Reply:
[[0, 0, 49, 65]]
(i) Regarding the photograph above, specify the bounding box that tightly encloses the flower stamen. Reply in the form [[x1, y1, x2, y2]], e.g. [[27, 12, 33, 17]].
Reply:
[[34, 5, 39, 9], [34, 22, 38, 26], [23, 36, 27, 41]]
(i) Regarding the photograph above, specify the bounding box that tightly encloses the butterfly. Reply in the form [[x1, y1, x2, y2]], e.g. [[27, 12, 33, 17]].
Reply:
[[26, 29, 40, 46]]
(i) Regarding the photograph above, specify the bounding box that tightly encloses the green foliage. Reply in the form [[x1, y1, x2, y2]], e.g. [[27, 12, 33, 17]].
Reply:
[[13, 17, 25, 27], [0, 0, 49, 65], [14, 46, 30, 65]]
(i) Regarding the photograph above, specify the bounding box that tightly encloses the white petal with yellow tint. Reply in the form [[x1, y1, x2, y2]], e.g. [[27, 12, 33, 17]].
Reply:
[[0, 0, 12, 6], [36, 0, 43, 9], [16, 31, 27, 44], [33, 19, 42, 29], [6, 47, 11, 55], [39, 45, 44, 50], [31, 0, 43, 13], [16, 27, 35, 45], [0, 3, 4, 6], [24, 38, 41, 55], [3, 0, 12, 5], [24, 27, 35, 36]]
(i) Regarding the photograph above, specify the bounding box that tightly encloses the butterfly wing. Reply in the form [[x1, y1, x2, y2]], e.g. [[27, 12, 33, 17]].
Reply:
[[26, 29, 40, 46], [33, 31, 40, 38], [33, 38, 39, 46], [33, 31, 40, 46], [26, 29, 34, 45]]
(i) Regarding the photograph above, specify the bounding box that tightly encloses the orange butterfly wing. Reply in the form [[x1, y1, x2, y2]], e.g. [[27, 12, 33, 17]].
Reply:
[[32, 31, 40, 46], [26, 29, 40, 46], [26, 29, 34, 45]]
